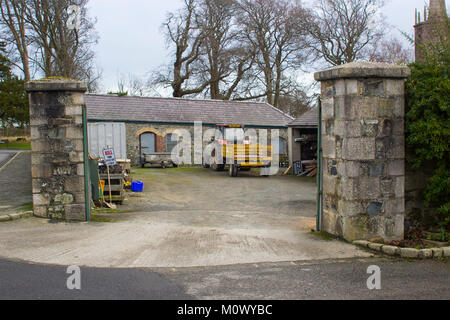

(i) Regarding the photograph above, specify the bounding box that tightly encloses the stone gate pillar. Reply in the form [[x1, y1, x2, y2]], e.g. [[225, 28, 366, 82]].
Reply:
[[314, 62, 410, 241], [25, 78, 88, 221]]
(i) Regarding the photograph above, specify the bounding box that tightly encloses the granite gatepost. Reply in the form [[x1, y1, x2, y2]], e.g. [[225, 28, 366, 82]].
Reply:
[[25, 79, 88, 221], [315, 62, 410, 241]]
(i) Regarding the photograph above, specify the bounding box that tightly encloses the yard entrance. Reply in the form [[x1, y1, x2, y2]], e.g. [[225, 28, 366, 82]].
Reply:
[[0, 156, 369, 268], [87, 166, 362, 267]]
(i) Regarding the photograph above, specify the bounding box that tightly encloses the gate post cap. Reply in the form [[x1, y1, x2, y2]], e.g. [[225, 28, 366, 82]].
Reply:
[[314, 62, 411, 81], [25, 77, 87, 92]]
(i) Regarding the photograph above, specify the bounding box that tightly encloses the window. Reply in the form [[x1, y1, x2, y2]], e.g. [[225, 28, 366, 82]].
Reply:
[[165, 133, 178, 153]]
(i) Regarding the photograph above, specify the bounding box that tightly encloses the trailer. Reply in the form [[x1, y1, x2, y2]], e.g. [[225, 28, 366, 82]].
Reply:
[[142, 152, 178, 168], [205, 124, 273, 177]]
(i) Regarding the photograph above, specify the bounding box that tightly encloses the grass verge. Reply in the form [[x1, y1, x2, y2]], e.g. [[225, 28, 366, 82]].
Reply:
[[0, 141, 31, 150]]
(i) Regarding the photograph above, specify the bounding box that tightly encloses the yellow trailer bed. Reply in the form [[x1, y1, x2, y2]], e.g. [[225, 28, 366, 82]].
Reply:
[[222, 144, 272, 177]]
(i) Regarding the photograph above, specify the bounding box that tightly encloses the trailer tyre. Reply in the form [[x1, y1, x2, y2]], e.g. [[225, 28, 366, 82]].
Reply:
[[229, 164, 238, 177]]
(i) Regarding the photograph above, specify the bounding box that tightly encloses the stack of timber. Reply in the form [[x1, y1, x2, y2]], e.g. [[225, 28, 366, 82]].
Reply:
[[298, 160, 317, 177]]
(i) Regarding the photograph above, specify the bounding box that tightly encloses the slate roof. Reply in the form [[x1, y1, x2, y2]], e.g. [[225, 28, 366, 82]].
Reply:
[[85, 94, 293, 127], [288, 108, 318, 128]]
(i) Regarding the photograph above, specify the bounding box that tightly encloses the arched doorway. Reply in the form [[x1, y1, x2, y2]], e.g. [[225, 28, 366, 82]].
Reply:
[[140, 132, 156, 164]]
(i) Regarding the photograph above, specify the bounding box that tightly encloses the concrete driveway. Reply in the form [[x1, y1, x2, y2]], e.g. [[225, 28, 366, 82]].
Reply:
[[0, 166, 370, 268]]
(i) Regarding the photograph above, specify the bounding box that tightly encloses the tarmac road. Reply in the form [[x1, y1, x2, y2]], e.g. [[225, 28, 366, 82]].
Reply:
[[0, 257, 448, 300], [0, 150, 18, 168], [0, 258, 191, 300], [0, 151, 32, 214]]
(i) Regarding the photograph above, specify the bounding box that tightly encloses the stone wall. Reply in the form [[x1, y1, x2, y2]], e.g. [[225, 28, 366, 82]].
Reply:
[[25, 79, 88, 221], [315, 62, 410, 241], [125, 122, 288, 166]]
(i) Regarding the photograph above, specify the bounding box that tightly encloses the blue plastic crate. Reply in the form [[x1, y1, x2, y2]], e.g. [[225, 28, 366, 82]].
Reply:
[[131, 181, 144, 192]]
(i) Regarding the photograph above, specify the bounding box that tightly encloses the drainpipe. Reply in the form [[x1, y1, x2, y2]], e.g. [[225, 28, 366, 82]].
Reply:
[[82, 106, 91, 221], [316, 98, 323, 232]]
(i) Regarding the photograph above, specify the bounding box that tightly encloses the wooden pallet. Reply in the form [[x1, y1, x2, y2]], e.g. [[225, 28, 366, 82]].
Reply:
[[99, 173, 125, 204]]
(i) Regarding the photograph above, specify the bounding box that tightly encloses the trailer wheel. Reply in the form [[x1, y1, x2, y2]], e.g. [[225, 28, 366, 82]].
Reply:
[[212, 162, 225, 171], [229, 164, 238, 177]]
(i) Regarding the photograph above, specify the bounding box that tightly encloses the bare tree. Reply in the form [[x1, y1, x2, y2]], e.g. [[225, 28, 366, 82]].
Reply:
[[1, 0, 100, 89], [156, 0, 311, 105], [236, 0, 310, 107], [0, 0, 31, 81], [114, 72, 127, 94], [27, 0, 99, 80], [195, 0, 257, 100], [128, 73, 152, 97], [368, 37, 413, 65], [306, 0, 386, 66], [159, 0, 209, 98], [277, 86, 312, 118]]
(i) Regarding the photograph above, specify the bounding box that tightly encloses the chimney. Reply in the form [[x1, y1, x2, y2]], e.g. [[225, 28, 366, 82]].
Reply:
[[429, 0, 447, 19]]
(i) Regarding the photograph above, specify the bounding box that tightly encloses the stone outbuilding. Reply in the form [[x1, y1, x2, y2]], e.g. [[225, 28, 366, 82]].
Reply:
[[288, 108, 318, 174], [85, 94, 293, 165]]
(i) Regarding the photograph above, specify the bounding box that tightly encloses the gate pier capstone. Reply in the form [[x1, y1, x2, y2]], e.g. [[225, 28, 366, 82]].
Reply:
[[25, 78, 88, 221], [314, 62, 410, 241]]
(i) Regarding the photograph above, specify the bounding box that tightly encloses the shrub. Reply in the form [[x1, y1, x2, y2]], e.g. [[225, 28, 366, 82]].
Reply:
[[405, 46, 450, 230]]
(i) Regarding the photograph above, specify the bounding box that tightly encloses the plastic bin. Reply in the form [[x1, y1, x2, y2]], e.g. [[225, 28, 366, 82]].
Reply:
[[131, 181, 144, 192]]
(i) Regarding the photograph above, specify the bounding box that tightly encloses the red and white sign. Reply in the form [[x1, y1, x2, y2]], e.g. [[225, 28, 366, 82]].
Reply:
[[103, 148, 117, 166]]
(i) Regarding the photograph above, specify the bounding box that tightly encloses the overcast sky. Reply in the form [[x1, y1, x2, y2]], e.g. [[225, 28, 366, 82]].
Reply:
[[87, 0, 447, 94]]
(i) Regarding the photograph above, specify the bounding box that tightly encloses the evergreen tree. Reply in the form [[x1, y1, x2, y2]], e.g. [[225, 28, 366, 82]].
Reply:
[[0, 42, 28, 133]]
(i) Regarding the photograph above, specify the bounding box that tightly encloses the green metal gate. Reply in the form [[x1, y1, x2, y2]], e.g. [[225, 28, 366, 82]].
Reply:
[[316, 98, 323, 231]]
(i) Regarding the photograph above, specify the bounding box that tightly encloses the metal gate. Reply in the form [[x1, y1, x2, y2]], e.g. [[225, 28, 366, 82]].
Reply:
[[316, 98, 323, 231]]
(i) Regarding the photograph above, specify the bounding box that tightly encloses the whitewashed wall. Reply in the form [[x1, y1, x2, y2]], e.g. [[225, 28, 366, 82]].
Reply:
[[88, 122, 127, 159]]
